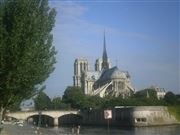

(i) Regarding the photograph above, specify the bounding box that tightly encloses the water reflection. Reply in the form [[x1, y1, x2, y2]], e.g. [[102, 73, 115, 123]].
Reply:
[[134, 125, 180, 135], [5, 123, 180, 135], [52, 125, 180, 135]]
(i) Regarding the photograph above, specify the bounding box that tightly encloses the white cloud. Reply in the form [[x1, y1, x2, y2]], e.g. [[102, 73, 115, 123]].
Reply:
[[51, 1, 152, 56], [50, 1, 87, 23]]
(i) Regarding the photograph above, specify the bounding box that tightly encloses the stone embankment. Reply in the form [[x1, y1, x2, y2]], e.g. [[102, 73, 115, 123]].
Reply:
[[81, 106, 180, 127]]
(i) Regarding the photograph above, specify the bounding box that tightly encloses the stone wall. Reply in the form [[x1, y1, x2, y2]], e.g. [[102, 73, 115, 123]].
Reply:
[[131, 106, 178, 126], [81, 106, 179, 127]]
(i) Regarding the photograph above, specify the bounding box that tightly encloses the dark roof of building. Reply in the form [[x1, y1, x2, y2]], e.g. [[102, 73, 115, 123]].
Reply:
[[95, 66, 127, 85]]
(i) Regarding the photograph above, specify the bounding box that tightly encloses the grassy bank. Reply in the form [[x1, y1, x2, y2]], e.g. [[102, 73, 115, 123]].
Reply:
[[167, 106, 180, 121]]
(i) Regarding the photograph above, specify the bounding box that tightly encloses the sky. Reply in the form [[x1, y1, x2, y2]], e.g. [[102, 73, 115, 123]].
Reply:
[[44, 0, 179, 98]]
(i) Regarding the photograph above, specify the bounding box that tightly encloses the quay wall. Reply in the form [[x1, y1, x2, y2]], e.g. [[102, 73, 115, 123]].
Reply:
[[80, 106, 180, 127]]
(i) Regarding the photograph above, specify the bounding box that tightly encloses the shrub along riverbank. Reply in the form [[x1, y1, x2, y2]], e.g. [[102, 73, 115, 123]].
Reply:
[[168, 106, 180, 121]]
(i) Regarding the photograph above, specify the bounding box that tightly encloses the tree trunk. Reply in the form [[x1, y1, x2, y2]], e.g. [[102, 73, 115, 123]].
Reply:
[[0, 106, 5, 127]]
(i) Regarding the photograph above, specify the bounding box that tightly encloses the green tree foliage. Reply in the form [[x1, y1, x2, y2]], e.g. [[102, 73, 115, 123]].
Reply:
[[0, 0, 56, 121], [51, 97, 70, 110], [81, 96, 104, 110], [134, 89, 157, 99], [101, 96, 166, 108], [176, 94, 180, 104], [168, 106, 180, 121], [47, 87, 179, 111], [62, 86, 107, 110], [97, 88, 168, 108], [7, 101, 21, 112], [34, 91, 52, 110], [61, 87, 172, 110], [51, 97, 62, 109], [164, 91, 178, 105], [62, 86, 85, 109], [176, 94, 180, 98]]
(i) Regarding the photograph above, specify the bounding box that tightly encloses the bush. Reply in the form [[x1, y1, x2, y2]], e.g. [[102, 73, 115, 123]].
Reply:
[[168, 106, 180, 121]]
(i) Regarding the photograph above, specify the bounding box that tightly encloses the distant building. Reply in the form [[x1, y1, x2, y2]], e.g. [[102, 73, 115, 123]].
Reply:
[[73, 32, 135, 98], [150, 86, 166, 100]]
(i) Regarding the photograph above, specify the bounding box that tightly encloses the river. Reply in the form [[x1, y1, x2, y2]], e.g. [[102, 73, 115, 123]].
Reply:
[[3, 123, 180, 135]]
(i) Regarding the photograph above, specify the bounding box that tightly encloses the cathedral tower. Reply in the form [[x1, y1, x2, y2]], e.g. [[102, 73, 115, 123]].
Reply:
[[101, 31, 109, 70], [73, 58, 88, 87]]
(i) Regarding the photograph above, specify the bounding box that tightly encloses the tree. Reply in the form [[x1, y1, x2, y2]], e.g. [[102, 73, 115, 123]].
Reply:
[[135, 89, 157, 99], [176, 94, 180, 104], [51, 97, 62, 109], [164, 91, 177, 105], [83, 96, 104, 109], [51, 97, 70, 110], [62, 86, 85, 109], [7, 101, 21, 112], [34, 91, 52, 110], [0, 0, 56, 123]]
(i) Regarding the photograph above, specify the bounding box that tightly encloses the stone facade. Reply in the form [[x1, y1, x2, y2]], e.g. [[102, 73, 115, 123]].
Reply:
[[81, 106, 180, 127], [150, 86, 166, 100], [73, 33, 135, 97], [73, 58, 88, 87]]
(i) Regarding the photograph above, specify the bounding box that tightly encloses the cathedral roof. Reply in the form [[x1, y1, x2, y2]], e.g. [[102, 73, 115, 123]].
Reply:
[[85, 71, 101, 80], [95, 66, 127, 85], [110, 67, 127, 79]]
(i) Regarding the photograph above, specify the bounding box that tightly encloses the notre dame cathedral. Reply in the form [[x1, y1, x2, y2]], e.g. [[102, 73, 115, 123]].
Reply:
[[73, 33, 135, 98]]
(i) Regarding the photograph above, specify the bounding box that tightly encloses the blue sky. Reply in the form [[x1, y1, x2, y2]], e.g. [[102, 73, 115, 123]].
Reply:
[[45, 0, 179, 97]]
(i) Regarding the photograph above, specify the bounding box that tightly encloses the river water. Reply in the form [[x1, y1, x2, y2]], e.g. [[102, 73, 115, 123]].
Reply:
[[4, 124, 180, 135]]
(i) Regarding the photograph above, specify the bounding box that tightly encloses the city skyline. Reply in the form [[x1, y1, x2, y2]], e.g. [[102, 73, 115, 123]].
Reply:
[[45, 0, 179, 97]]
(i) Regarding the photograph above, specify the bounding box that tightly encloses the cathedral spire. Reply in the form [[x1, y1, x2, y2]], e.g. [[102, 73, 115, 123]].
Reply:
[[102, 30, 109, 70]]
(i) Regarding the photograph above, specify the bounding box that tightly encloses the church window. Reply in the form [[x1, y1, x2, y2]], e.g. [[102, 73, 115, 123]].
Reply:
[[80, 63, 83, 72], [84, 63, 86, 71]]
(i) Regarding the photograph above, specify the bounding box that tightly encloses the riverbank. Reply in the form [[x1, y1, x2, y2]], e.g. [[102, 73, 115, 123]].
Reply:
[[168, 106, 180, 121], [81, 106, 180, 127]]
